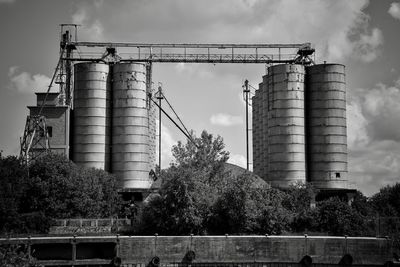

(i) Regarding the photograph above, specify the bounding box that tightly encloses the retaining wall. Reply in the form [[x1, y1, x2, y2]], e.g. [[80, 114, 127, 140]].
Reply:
[[0, 235, 394, 266]]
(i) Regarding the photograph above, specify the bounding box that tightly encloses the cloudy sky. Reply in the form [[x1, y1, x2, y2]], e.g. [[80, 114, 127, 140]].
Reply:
[[1, 0, 400, 195]]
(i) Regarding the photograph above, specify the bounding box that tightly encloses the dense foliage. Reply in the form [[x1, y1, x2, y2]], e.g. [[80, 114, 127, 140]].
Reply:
[[370, 183, 400, 216], [134, 130, 397, 236], [0, 244, 36, 267], [2, 130, 400, 236], [0, 152, 121, 235]]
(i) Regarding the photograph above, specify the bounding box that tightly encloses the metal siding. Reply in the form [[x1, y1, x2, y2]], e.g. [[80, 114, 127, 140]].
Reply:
[[252, 90, 260, 177], [267, 64, 306, 187], [306, 64, 348, 189], [262, 75, 268, 180], [112, 63, 151, 189], [148, 93, 157, 173], [73, 63, 110, 170]]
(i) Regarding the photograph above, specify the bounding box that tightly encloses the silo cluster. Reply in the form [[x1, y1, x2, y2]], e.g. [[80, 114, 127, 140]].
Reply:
[[252, 63, 348, 189], [72, 62, 156, 190]]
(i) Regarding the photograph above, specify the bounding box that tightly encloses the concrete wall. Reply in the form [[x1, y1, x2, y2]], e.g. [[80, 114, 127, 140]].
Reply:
[[0, 236, 393, 266], [118, 236, 392, 264]]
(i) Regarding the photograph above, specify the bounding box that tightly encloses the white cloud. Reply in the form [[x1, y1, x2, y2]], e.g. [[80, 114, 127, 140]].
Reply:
[[7, 66, 51, 94], [72, 3, 104, 41], [388, 2, 400, 20], [348, 77, 400, 195], [210, 113, 243, 126], [352, 28, 383, 62], [70, 0, 382, 64], [347, 13, 383, 62], [155, 120, 177, 169], [347, 99, 369, 151], [357, 83, 400, 141]]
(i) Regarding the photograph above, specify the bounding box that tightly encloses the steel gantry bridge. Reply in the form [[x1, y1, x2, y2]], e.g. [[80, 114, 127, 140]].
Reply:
[[66, 41, 314, 64]]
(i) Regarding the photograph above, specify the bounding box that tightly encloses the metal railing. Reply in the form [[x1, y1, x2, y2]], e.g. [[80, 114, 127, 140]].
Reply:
[[52, 218, 131, 227], [65, 52, 298, 64]]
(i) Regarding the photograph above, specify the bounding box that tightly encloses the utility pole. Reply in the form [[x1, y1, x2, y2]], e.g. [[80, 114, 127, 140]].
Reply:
[[156, 84, 164, 174], [244, 79, 250, 171]]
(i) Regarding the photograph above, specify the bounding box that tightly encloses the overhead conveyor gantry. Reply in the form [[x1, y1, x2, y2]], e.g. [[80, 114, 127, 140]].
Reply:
[[66, 42, 315, 64]]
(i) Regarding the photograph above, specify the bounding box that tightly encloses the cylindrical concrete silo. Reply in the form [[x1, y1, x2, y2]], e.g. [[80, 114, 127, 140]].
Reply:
[[112, 63, 151, 189], [261, 75, 269, 180], [72, 62, 111, 170], [267, 64, 306, 188], [306, 64, 348, 189]]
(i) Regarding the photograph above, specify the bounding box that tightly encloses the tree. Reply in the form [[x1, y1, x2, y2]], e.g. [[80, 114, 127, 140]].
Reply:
[[351, 191, 375, 217], [316, 197, 367, 236], [137, 130, 230, 235], [282, 182, 316, 214], [0, 244, 33, 267], [208, 173, 253, 234], [171, 130, 230, 186], [0, 154, 29, 234], [24, 153, 121, 218], [22, 153, 78, 218], [0, 152, 122, 235], [207, 173, 291, 235], [138, 130, 295, 235], [252, 187, 292, 235], [139, 166, 216, 235], [282, 182, 318, 233], [370, 184, 400, 237], [370, 183, 400, 217]]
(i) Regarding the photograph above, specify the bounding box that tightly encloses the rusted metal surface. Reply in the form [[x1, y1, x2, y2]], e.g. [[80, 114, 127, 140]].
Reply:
[[306, 64, 347, 189], [112, 63, 152, 189], [266, 64, 306, 188], [73, 63, 110, 170]]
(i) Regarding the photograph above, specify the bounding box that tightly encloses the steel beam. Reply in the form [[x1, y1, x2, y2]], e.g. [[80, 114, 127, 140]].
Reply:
[[72, 42, 311, 49]]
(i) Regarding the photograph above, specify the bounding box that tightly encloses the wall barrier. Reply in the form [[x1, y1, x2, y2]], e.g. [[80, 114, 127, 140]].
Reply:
[[0, 235, 396, 266]]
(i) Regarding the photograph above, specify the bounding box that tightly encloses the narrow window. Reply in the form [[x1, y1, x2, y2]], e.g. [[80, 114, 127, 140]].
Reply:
[[47, 126, 53, 137], [336, 172, 340, 178]]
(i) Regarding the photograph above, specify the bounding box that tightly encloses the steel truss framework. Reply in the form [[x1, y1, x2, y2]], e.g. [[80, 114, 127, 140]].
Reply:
[[67, 42, 314, 64], [20, 115, 50, 164]]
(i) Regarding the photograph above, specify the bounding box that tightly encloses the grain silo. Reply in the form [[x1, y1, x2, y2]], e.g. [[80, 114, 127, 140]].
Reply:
[[306, 64, 348, 189], [72, 62, 111, 170], [266, 64, 306, 188], [261, 75, 269, 180], [112, 63, 152, 189]]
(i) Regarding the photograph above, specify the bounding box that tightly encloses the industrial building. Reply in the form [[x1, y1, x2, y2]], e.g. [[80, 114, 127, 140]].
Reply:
[[25, 92, 70, 156], [252, 63, 349, 191], [21, 26, 354, 198]]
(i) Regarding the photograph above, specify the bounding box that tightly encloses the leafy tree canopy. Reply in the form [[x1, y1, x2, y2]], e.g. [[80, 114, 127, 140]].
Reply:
[[138, 130, 292, 235], [370, 183, 400, 217], [0, 152, 121, 235], [171, 130, 229, 186]]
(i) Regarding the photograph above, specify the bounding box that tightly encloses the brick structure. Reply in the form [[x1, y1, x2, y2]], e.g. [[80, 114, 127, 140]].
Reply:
[[28, 92, 70, 157]]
